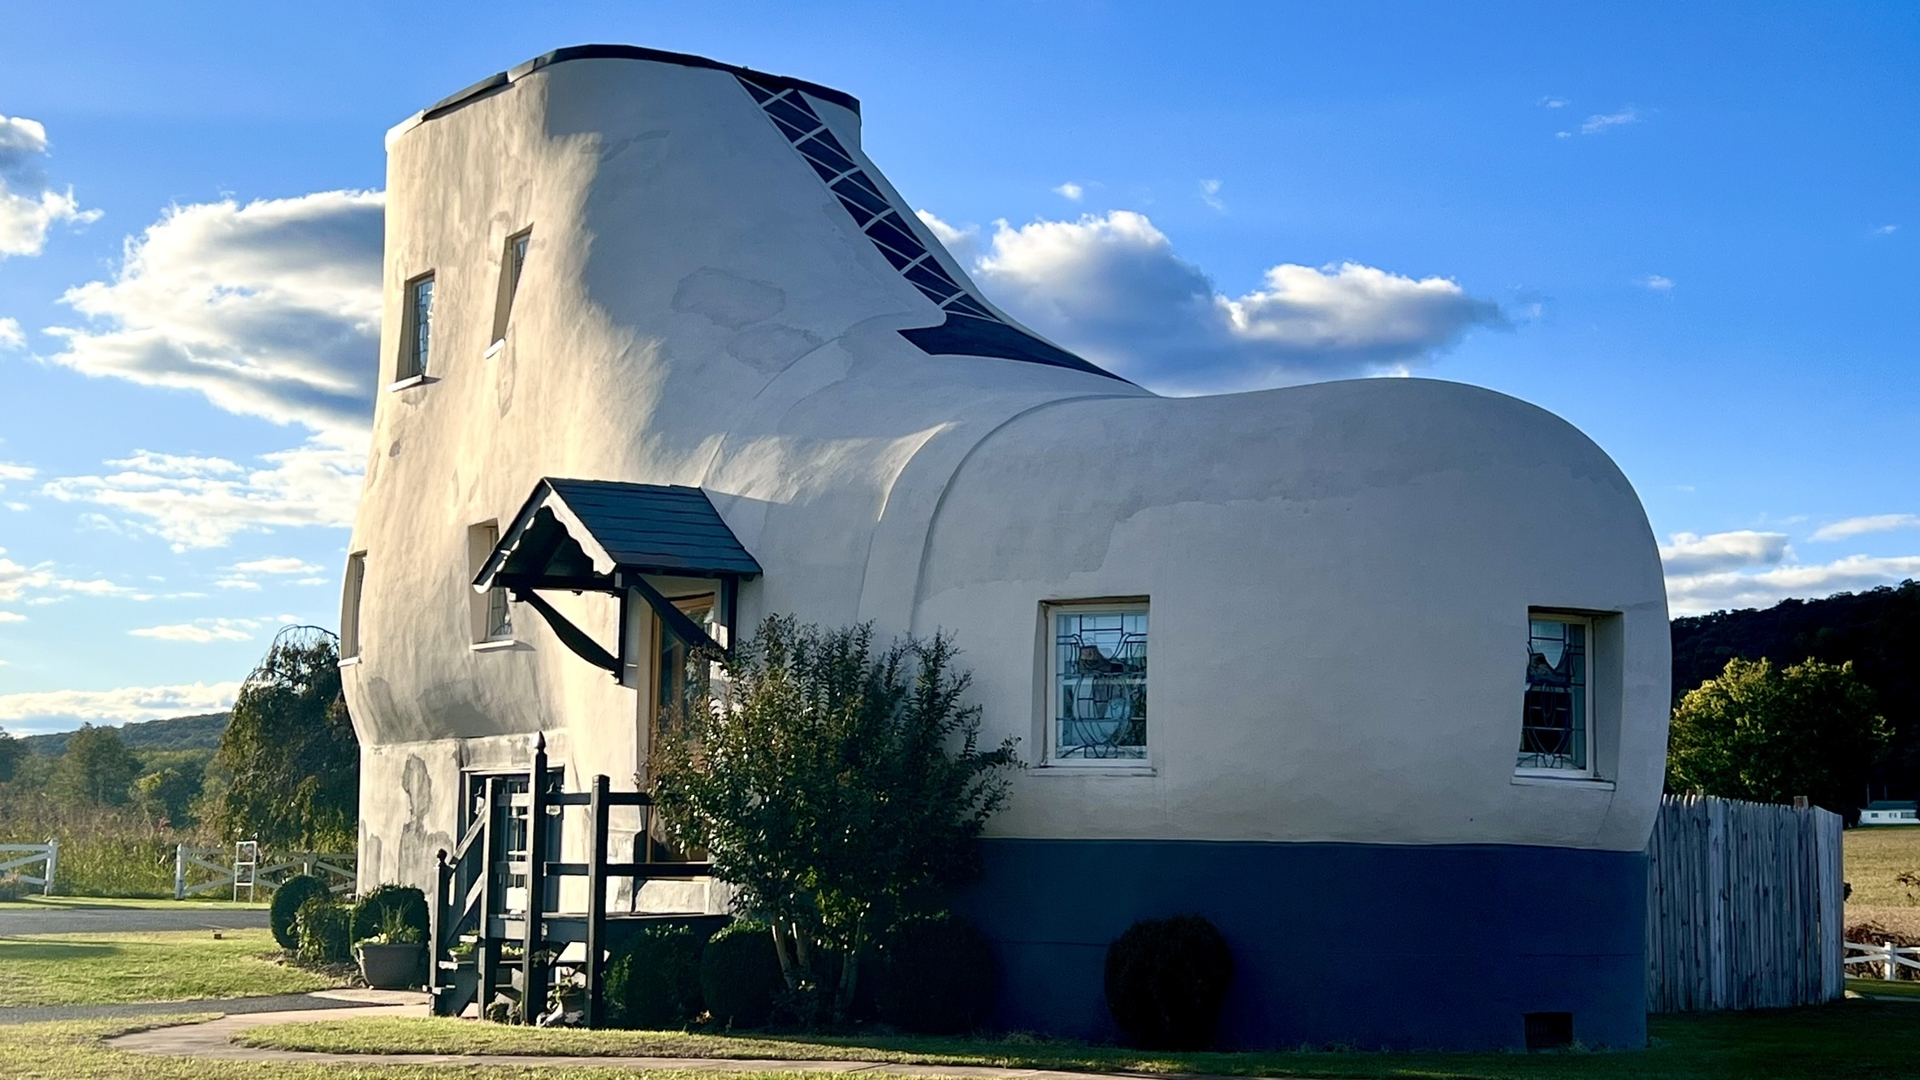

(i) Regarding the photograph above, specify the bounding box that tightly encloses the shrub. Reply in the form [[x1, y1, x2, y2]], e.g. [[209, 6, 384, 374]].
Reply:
[[271, 874, 331, 949], [350, 883, 429, 945], [295, 896, 353, 966], [1847, 920, 1920, 981], [701, 920, 784, 1028], [870, 912, 995, 1034], [0, 873, 25, 902], [1103, 915, 1234, 1050], [607, 922, 707, 1028]]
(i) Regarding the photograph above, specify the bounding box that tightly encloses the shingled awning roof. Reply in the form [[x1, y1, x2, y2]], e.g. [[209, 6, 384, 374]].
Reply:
[[473, 478, 759, 676]]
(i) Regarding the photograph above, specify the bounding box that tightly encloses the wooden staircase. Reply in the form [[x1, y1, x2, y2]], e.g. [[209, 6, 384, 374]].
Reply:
[[428, 735, 715, 1025]]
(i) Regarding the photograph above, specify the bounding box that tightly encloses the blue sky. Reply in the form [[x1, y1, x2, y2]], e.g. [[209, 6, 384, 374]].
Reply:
[[1, 2, 1915, 734]]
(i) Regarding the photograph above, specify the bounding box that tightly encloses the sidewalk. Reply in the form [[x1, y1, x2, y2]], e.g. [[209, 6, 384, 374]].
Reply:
[[108, 1003, 1177, 1080]]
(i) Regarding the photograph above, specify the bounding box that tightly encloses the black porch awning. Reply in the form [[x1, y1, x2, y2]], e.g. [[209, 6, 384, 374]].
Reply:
[[474, 479, 759, 676]]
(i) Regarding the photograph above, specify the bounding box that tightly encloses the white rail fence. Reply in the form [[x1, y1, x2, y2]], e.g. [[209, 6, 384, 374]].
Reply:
[[1845, 941, 1920, 982], [0, 841, 58, 896], [1645, 794, 1845, 1012], [172, 843, 354, 901]]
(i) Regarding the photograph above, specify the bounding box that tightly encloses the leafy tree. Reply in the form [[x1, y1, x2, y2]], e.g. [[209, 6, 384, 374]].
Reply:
[[650, 616, 1017, 1020], [0, 725, 20, 784], [131, 767, 200, 826], [1667, 656, 1890, 812], [209, 626, 359, 850], [48, 724, 141, 807]]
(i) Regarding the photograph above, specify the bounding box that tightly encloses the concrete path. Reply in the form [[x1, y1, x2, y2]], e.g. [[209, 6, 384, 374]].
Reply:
[[108, 1002, 1166, 1080], [0, 988, 417, 1026], [0, 903, 269, 935]]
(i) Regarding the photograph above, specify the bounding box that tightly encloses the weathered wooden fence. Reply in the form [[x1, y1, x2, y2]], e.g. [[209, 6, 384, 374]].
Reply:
[[0, 841, 58, 896], [1645, 794, 1844, 1011]]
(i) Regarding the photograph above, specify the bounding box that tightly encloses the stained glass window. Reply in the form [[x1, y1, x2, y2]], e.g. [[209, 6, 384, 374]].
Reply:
[[403, 273, 434, 379], [1052, 607, 1148, 761], [1519, 617, 1588, 772]]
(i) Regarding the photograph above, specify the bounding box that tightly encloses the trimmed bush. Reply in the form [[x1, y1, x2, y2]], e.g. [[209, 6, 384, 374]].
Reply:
[[270, 874, 330, 949], [350, 884, 429, 945], [1103, 915, 1234, 1050], [700, 920, 784, 1028], [607, 922, 707, 1028], [295, 896, 353, 966], [871, 912, 996, 1034]]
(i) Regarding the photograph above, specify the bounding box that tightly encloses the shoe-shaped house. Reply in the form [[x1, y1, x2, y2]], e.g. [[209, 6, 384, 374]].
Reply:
[[343, 45, 1670, 1049]]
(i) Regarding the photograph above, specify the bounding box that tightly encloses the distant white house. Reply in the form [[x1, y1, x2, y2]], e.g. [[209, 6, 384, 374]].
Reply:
[[1861, 800, 1920, 825]]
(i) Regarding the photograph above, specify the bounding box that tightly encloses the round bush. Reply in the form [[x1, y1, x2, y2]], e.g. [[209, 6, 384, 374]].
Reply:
[[350, 884, 429, 945], [1103, 915, 1234, 1050], [270, 875, 330, 949], [607, 923, 707, 1028], [871, 913, 996, 1034], [294, 896, 353, 966], [700, 920, 784, 1028]]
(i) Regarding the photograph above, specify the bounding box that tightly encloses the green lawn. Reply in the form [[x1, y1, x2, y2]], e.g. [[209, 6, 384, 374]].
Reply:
[[239, 1000, 1920, 1080], [0, 1016, 844, 1080], [0, 929, 343, 1006]]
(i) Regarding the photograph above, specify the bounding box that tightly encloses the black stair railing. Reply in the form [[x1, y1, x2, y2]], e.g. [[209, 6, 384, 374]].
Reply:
[[429, 734, 714, 1025]]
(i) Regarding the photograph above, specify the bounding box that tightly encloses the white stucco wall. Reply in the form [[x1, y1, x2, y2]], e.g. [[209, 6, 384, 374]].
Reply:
[[344, 50, 1669, 891]]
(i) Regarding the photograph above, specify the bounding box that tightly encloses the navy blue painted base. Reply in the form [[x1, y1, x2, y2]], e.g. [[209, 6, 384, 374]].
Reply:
[[954, 839, 1646, 1051]]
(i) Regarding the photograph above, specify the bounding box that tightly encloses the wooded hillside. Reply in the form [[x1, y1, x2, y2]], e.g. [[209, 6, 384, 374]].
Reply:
[[1671, 580, 1919, 800]]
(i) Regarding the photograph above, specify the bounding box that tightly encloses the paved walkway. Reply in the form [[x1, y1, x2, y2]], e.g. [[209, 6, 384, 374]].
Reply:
[[108, 1003, 1164, 1079], [0, 903, 269, 935], [0, 989, 416, 1026]]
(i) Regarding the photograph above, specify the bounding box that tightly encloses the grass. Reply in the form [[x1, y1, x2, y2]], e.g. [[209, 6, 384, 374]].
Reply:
[[1845, 825, 1920, 907], [0, 1016, 856, 1080], [237, 1000, 1920, 1080], [0, 929, 344, 1006], [1848, 976, 1920, 1000]]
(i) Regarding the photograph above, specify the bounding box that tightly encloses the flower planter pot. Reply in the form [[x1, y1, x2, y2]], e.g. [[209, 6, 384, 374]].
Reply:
[[356, 942, 425, 989]]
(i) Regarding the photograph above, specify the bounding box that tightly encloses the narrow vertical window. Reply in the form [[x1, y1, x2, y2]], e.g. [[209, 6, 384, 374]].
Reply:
[[467, 523, 512, 644], [491, 229, 531, 344], [399, 272, 435, 381], [341, 552, 366, 660], [1046, 602, 1149, 763], [656, 595, 716, 725], [1518, 614, 1590, 774]]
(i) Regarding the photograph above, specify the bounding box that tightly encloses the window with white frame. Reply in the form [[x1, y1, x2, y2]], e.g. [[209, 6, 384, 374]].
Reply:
[[466, 522, 512, 644], [1047, 603, 1148, 763], [397, 272, 435, 381], [491, 229, 530, 344], [341, 552, 366, 659], [1518, 613, 1591, 774]]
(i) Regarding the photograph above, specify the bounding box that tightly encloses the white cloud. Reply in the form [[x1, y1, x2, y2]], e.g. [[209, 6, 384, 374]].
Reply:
[[129, 618, 259, 643], [45, 190, 384, 435], [0, 549, 140, 602], [0, 462, 33, 492], [1873, 225, 1897, 235], [215, 577, 263, 591], [1581, 107, 1641, 135], [1659, 530, 1789, 576], [958, 210, 1504, 392], [1199, 179, 1225, 211], [1667, 555, 1920, 617], [41, 439, 362, 550], [0, 611, 23, 623], [1053, 182, 1084, 201], [0, 680, 240, 728], [0, 317, 23, 350], [1641, 275, 1674, 291], [1539, 96, 1569, 109], [1810, 514, 1920, 542], [0, 114, 101, 258], [231, 556, 322, 575]]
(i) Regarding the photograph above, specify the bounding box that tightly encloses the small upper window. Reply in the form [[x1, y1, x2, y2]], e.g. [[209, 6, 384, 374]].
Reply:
[[1518, 614, 1590, 774], [341, 552, 366, 659], [1047, 603, 1148, 764], [656, 594, 717, 725], [398, 272, 435, 381], [491, 229, 531, 344], [467, 522, 512, 644]]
